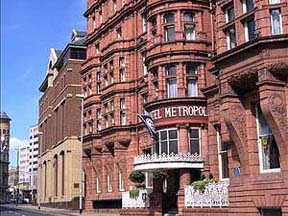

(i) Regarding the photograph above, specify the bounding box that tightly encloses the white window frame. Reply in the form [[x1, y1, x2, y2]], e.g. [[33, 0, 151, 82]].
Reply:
[[120, 98, 126, 109], [96, 176, 101, 193], [120, 68, 125, 81], [120, 111, 126, 126], [143, 56, 148, 75], [156, 128, 179, 155], [187, 79, 198, 97], [269, 0, 280, 4], [225, 6, 235, 23], [242, 0, 254, 13], [167, 78, 177, 98], [184, 24, 196, 40], [188, 127, 202, 156], [118, 170, 125, 192], [270, 9, 282, 35], [217, 128, 229, 181], [255, 105, 280, 173], [107, 175, 112, 192], [142, 15, 147, 32], [226, 28, 236, 50]]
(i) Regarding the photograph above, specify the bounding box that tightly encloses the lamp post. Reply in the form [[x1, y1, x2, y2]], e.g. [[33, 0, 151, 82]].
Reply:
[[75, 94, 84, 214], [37, 132, 43, 210]]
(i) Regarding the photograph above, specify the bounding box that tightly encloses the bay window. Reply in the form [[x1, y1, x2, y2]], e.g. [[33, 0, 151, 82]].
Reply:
[[155, 128, 178, 155], [188, 128, 201, 155], [256, 105, 280, 172]]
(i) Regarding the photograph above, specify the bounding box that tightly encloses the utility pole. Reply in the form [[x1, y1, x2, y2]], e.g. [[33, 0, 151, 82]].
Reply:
[[16, 148, 19, 206], [75, 94, 84, 214]]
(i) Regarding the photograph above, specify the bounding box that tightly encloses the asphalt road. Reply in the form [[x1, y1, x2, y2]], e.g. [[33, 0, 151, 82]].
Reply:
[[0, 205, 57, 216]]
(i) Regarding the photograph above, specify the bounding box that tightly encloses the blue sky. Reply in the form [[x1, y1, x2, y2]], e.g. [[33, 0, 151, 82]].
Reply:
[[1, 0, 86, 166]]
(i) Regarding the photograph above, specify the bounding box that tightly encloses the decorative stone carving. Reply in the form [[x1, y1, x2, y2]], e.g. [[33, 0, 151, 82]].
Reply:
[[268, 93, 288, 138], [259, 49, 270, 59], [258, 68, 276, 82], [268, 62, 288, 78], [220, 82, 235, 96], [230, 104, 247, 143]]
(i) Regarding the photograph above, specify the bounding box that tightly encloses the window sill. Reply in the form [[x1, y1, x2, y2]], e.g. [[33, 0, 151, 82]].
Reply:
[[260, 168, 280, 174]]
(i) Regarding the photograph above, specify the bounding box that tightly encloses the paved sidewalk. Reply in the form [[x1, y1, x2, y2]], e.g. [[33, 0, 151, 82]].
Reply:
[[10, 204, 120, 216]]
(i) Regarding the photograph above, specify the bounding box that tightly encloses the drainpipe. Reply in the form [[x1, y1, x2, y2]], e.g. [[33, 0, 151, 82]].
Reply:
[[210, 0, 215, 52]]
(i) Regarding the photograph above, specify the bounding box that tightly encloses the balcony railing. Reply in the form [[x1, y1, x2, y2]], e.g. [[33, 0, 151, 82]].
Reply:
[[134, 152, 204, 171], [122, 189, 151, 208], [184, 182, 229, 208]]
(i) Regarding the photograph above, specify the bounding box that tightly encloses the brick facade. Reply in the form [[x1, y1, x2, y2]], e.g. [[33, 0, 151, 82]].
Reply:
[[38, 31, 86, 208], [82, 0, 288, 215]]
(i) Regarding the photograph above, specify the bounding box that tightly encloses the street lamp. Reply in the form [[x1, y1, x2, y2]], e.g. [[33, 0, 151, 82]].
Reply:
[[37, 132, 43, 210], [75, 94, 84, 214]]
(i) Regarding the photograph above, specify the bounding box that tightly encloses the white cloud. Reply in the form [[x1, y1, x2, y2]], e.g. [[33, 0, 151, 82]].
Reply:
[[9, 137, 28, 150]]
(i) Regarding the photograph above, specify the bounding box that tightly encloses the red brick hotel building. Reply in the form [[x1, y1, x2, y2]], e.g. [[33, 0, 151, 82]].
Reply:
[[81, 0, 288, 215]]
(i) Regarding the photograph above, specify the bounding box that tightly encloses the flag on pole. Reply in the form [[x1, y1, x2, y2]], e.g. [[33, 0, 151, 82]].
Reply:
[[137, 114, 158, 141]]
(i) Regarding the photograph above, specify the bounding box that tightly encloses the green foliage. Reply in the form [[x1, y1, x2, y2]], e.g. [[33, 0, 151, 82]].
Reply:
[[192, 178, 218, 192], [153, 170, 167, 180], [129, 171, 145, 184], [129, 188, 140, 198]]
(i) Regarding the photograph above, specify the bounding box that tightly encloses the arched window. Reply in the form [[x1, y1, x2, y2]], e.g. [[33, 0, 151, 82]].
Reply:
[[60, 151, 65, 196], [53, 155, 58, 196]]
